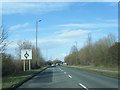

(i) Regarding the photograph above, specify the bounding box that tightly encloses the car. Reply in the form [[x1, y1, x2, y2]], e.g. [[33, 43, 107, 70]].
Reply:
[[51, 64, 56, 67]]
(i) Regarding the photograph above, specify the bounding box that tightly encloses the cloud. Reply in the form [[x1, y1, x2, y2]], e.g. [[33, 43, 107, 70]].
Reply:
[[58, 23, 117, 29], [1, 0, 119, 2], [2, 2, 72, 15], [59, 24, 96, 28], [23, 28, 35, 32], [58, 53, 67, 58], [96, 18, 117, 23], [30, 37, 71, 50], [9, 22, 29, 30], [31, 38, 69, 44], [53, 29, 91, 38], [52, 53, 67, 60]]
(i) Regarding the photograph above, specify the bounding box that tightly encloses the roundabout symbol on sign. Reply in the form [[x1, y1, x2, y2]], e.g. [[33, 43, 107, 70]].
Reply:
[[24, 51, 29, 59]]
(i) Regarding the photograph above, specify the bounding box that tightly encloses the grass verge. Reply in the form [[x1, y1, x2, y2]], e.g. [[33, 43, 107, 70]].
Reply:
[[77, 65, 119, 71], [2, 67, 47, 88], [64, 65, 119, 79]]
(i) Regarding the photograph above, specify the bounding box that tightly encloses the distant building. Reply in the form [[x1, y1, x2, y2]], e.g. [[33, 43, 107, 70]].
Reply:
[[63, 63, 67, 65]]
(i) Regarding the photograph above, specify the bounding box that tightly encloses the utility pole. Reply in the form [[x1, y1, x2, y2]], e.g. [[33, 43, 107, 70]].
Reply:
[[75, 41, 77, 48], [75, 41, 78, 65], [46, 49, 47, 61]]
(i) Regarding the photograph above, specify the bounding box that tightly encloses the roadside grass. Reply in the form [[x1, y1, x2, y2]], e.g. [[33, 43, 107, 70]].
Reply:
[[64, 65, 119, 79], [77, 65, 119, 71], [2, 67, 47, 88]]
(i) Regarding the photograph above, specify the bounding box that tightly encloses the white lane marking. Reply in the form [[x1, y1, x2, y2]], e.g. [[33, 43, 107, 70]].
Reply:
[[79, 83, 89, 90], [60, 69, 63, 71], [58, 67, 63, 71], [68, 75, 72, 78], [64, 72, 66, 74], [59, 67, 61, 69], [59, 68, 62, 71]]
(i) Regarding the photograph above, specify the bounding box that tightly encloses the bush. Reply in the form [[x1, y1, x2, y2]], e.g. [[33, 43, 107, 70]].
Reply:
[[2, 54, 22, 76]]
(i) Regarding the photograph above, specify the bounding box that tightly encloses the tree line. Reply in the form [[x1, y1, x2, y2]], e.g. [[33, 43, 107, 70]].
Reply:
[[64, 33, 119, 67]]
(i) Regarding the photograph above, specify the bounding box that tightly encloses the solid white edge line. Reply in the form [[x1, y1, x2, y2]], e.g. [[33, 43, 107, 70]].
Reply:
[[68, 75, 72, 78], [79, 83, 89, 90]]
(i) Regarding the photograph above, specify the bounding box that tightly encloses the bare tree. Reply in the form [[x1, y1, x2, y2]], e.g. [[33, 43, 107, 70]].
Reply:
[[15, 40, 32, 59], [64, 33, 117, 67], [0, 25, 8, 53]]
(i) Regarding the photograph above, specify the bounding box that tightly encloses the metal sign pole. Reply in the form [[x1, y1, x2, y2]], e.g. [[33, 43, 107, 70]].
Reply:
[[29, 59, 31, 71], [23, 60, 25, 71]]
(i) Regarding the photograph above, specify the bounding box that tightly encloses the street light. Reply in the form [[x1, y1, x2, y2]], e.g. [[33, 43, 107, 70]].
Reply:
[[36, 20, 42, 50], [36, 20, 42, 65]]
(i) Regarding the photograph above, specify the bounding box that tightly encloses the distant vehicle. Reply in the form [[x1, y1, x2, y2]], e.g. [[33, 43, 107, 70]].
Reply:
[[63, 63, 67, 65], [51, 64, 56, 67], [56, 63, 58, 66]]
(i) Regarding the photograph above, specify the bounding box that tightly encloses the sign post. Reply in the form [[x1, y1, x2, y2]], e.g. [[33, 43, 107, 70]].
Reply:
[[21, 49, 32, 71], [23, 60, 25, 71], [29, 59, 31, 71]]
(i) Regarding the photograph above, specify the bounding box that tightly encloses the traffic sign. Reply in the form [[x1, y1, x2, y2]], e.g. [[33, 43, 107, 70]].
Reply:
[[21, 49, 32, 60]]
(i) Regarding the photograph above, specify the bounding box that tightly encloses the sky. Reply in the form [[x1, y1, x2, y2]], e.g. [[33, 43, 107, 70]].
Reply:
[[1, 2, 118, 61]]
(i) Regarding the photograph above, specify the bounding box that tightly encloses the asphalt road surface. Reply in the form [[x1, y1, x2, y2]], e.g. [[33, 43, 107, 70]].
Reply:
[[18, 66, 119, 89]]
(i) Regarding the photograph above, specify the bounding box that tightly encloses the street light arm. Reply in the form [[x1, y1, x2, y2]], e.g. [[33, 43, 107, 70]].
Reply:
[[37, 20, 42, 22], [38, 20, 42, 22]]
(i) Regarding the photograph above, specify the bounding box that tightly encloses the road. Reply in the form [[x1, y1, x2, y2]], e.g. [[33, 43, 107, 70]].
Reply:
[[18, 66, 119, 89]]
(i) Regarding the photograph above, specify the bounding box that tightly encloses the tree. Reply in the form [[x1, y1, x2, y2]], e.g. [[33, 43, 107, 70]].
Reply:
[[31, 46, 45, 69], [84, 33, 93, 65], [64, 33, 117, 67], [65, 45, 78, 65], [15, 40, 32, 59], [108, 42, 119, 66], [52, 59, 62, 64], [0, 25, 8, 53]]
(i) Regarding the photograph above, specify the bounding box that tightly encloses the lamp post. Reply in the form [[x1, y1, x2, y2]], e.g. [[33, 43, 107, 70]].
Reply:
[[36, 20, 41, 65]]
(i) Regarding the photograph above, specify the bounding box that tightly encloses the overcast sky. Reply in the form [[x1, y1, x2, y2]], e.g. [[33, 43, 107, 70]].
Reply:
[[1, 2, 118, 61]]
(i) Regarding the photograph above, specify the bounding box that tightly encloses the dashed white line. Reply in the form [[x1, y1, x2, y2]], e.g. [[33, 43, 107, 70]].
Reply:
[[64, 72, 66, 74], [59, 68, 62, 71], [68, 75, 72, 78], [58, 67, 88, 90], [79, 83, 89, 90], [60, 69, 63, 71], [58, 67, 63, 71]]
